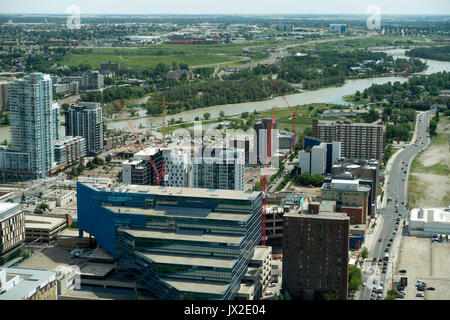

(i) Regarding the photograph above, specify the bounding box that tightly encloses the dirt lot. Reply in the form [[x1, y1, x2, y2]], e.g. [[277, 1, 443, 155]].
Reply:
[[395, 236, 450, 300], [408, 117, 450, 208], [285, 185, 322, 200]]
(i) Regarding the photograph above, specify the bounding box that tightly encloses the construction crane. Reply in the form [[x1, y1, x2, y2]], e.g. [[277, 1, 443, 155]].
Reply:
[[403, 46, 417, 77], [147, 97, 180, 147], [269, 75, 300, 153], [260, 106, 277, 246], [115, 100, 166, 185]]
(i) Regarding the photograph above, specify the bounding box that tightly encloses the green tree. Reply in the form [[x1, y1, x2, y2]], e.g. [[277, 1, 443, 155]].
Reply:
[[348, 265, 363, 294], [361, 247, 369, 260], [324, 291, 339, 300], [304, 127, 313, 137], [385, 290, 397, 300], [203, 113, 211, 120]]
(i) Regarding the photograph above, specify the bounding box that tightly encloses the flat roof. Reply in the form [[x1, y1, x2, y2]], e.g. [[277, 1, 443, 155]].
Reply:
[[320, 200, 336, 212], [104, 205, 250, 222], [138, 252, 236, 269], [85, 183, 261, 202], [238, 283, 256, 295], [121, 228, 243, 245], [410, 208, 450, 223], [0, 203, 21, 222], [80, 262, 115, 278], [284, 211, 349, 221], [252, 246, 271, 262], [163, 278, 229, 295], [0, 268, 56, 300], [25, 215, 66, 231]]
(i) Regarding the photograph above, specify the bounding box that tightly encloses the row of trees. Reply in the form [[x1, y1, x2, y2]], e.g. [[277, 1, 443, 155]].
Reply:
[[407, 46, 450, 62], [150, 77, 294, 115], [362, 72, 450, 102], [225, 49, 426, 90], [80, 85, 153, 104], [294, 172, 324, 188]]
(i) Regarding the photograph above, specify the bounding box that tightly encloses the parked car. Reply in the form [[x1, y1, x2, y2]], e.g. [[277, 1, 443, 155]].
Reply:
[[399, 270, 407, 274], [417, 286, 425, 291], [266, 291, 274, 295], [416, 293, 425, 297], [427, 287, 435, 291]]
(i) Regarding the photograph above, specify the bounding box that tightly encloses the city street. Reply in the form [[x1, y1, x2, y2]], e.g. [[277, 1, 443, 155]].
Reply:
[[359, 110, 433, 300]]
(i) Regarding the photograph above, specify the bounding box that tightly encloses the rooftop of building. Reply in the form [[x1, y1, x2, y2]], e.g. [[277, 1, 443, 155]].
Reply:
[[41, 189, 76, 198], [0, 267, 56, 300], [54, 136, 85, 145], [410, 207, 450, 224], [319, 200, 336, 212], [25, 214, 66, 231], [0, 203, 21, 222], [238, 282, 256, 295], [350, 224, 367, 231], [284, 210, 350, 221], [120, 228, 244, 245], [137, 252, 237, 269], [322, 179, 370, 192], [85, 183, 261, 202], [315, 119, 383, 127], [252, 245, 271, 262], [104, 205, 250, 222], [162, 278, 229, 296]]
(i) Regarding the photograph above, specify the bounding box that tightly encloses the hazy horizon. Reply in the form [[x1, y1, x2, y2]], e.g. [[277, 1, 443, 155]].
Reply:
[[0, 0, 449, 15]]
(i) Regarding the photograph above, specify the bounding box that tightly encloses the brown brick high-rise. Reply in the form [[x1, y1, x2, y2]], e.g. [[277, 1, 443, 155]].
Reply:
[[282, 211, 350, 300], [312, 119, 385, 163]]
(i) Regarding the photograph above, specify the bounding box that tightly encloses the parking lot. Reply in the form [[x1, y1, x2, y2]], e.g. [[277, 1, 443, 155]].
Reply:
[[395, 236, 450, 300]]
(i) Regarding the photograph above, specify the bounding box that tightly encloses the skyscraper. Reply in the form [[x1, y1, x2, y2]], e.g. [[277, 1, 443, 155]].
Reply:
[[65, 102, 104, 155], [312, 119, 385, 162], [192, 147, 245, 191], [4, 73, 57, 179], [283, 210, 350, 300]]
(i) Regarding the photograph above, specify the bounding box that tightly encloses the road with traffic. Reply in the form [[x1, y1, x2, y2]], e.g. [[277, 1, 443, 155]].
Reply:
[[359, 110, 433, 300]]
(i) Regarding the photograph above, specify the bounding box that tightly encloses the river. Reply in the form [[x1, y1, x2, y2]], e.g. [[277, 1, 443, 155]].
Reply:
[[0, 49, 448, 141]]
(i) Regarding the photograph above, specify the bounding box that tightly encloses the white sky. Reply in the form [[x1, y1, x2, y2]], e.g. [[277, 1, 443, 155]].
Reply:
[[0, 0, 449, 15]]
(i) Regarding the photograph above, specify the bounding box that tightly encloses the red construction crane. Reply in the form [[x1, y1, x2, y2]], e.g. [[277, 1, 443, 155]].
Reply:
[[269, 75, 299, 153], [115, 100, 166, 185], [403, 46, 417, 77], [260, 106, 276, 246]]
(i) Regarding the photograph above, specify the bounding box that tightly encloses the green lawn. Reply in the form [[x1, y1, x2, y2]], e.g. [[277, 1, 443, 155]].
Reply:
[[60, 52, 240, 69], [59, 39, 299, 70]]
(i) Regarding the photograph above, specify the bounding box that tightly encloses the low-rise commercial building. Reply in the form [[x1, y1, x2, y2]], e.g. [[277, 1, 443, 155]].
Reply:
[[409, 207, 450, 237], [0, 267, 57, 300], [25, 214, 67, 242], [321, 179, 370, 225], [41, 189, 76, 208]]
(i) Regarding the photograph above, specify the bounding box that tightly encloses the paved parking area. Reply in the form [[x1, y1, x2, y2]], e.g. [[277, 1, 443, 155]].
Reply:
[[395, 236, 450, 300]]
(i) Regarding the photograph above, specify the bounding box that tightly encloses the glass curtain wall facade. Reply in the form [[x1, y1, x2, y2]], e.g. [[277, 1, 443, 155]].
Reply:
[[77, 183, 262, 300]]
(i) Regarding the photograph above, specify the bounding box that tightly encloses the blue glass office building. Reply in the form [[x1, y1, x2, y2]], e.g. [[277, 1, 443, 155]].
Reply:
[[77, 182, 262, 300]]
